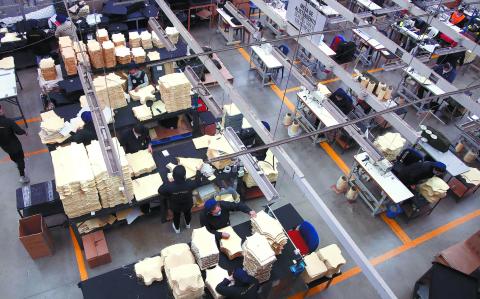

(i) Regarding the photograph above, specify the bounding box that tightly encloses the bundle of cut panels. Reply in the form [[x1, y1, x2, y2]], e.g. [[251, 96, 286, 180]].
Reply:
[[140, 31, 153, 49], [125, 149, 156, 177], [96, 28, 109, 43], [111, 33, 126, 47], [242, 233, 276, 283], [87, 40, 104, 69], [39, 58, 57, 81], [38, 110, 69, 144], [132, 47, 146, 64], [72, 40, 86, 54], [205, 266, 229, 299], [418, 177, 450, 203], [151, 31, 164, 48], [58, 36, 72, 49], [157, 73, 192, 112], [129, 31, 141, 48], [115, 46, 131, 64], [251, 211, 288, 255], [102, 40, 116, 68], [218, 226, 243, 260], [191, 227, 219, 270], [373, 132, 406, 161], [62, 46, 77, 75], [92, 73, 126, 109], [166, 27, 179, 44]]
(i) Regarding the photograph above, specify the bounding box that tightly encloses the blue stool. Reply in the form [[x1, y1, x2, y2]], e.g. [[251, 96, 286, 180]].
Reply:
[[278, 44, 290, 56]]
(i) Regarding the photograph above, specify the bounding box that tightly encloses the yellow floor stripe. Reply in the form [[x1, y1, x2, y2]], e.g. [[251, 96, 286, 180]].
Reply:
[[69, 226, 88, 281], [319, 142, 350, 175], [380, 213, 412, 245], [270, 84, 296, 112]]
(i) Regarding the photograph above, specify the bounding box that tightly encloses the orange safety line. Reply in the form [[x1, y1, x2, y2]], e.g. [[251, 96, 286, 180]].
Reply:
[[270, 84, 296, 112], [15, 117, 41, 125], [380, 213, 412, 245], [237, 47, 252, 62], [69, 226, 88, 281], [0, 148, 48, 163], [319, 142, 350, 175]]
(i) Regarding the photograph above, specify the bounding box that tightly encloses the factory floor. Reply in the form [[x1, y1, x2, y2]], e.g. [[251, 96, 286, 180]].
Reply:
[[1, 22, 479, 299]]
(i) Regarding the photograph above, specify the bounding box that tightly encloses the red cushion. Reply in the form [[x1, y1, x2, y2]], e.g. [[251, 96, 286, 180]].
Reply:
[[287, 230, 309, 256]]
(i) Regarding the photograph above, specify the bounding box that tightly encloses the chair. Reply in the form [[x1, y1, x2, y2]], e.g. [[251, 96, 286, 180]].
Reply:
[[287, 221, 319, 256], [278, 44, 290, 56], [330, 35, 345, 52]]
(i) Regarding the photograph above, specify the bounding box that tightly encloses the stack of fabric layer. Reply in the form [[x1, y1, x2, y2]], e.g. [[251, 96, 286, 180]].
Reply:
[[242, 233, 276, 283], [251, 211, 288, 255], [96, 28, 109, 43], [222, 103, 243, 132], [218, 226, 243, 260], [86, 138, 133, 208], [115, 46, 131, 64], [62, 47, 77, 75], [132, 101, 166, 121], [111, 33, 126, 47], [151, 31, 164, 48], [132, 173, 163, 202], [72, 40, 86, 54], [147, 51, 160, 61], [87, 40, 104, 69], [39, 58, 57, 81], [157, 73, 192, 112], [132, 47, 146, 64], [92, 73, 126, 109], [166, 27, 179, 44], [125, 149, 156, 177], [207, 134, 235, 170], [461, 167, 480, 186], [205, 266, 229, 299], [58, 36, 72, 49], [51, 142, 102, 218], [177, 157, 203, 179], [102, 41, 116, 68], [129, 31, 141, 48], [134, 256, 164, 286], [76, 52, 90, 67], [301, 252, 328, 283], [38, 110, 69, 144], [140, 31, 153, 49], [191, 227, 219, 270], [317, 244, 347, 276], [243, 150, 278, 187], [418, 177, 450, 203], [373, 132, 406, 161], [129, 85, 155, 104]]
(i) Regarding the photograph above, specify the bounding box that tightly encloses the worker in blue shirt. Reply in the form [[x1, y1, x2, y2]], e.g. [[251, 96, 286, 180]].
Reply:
[[433, 62, 457, 83]]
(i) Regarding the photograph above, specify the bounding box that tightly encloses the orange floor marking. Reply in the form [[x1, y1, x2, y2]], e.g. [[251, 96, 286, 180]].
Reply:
[[270, 84, 296, 112], [69, 226, 88, 281], [0, 148, 48, 163], [319, 142, 350, 175], [15, 117, 41, 125], [380, 213, 412, 245]]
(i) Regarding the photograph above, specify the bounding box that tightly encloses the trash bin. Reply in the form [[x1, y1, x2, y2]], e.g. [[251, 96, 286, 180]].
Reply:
[[19, 214, 54, 259]]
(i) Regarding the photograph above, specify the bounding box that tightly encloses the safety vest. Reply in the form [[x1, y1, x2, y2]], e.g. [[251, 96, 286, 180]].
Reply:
[[450, 11, 465, 25]]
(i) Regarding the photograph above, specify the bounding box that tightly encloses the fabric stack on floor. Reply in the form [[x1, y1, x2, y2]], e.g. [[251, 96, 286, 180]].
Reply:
[[129, 85, 155, 104], [129, 31, 141, 48], [373, 132, 406, 161], [222, 103, 243, 132], [418, 177, 450, 203], [157, 73, 192, 112], [251, 211, 288, 255], [242, 233, 277, 283], [115, 46, 131, 64], [125, 149, 156, 177], [51, 142, 102, 218], [218, 226, 243, 260], [134, 256, 164, 286], [86, 139, 133, 208], [102, 41, 116, 68], [166, 27, 179, 44], [461, 167, 480, 186], [96, 28, 109, 43], [191, 227, 219, 270], [62, 47, 77, 75], [243, 150, 278, 187], [207, 134, 235, 170], [317, 244, 346, 276], [132, 47, 146, 64], [92, 73, 126, 109], [87, 40, 104, 69], [132, 173, 163, 202], [151, 31, 164, 48], [39, 58, 57, 81], [111, 33, 126, 47], [140, 31, 153, 49], [205, 265, 229, 299], [38, 110, 69, 144]]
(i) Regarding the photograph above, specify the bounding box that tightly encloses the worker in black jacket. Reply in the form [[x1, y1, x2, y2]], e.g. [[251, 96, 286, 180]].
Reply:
[[216, 268, 260, 299], [159, 165, 205, 233], [0, 104, 29, 183], [201, 199, 256, 241], [69, 111, 97, 145], [120, 124, 152, 154], [393, 161, 446, 188], [329, 88, 354, 115]]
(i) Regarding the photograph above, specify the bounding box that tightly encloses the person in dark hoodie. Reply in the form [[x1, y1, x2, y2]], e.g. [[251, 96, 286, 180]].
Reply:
[[393, 161, 446, 188], [69, 111, 98, 145], [158, 165, 205, 233], [216, 268, 259, 299]]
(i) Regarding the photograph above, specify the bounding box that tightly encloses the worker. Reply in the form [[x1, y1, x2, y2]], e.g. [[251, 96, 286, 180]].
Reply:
[[54, 14, 77, 39], [437, 51, 465, 68], [216, 268, 260, 299], [0, 104, 29, 184], [433, 62, 457, 83], [26, 21, 51, 64], [69, 111, 97, 145], [449, 8, 468, 28], [120, 124, 152, 154], [395, 147, 424, 166], [158, 165, 204, 233], [127, 66, 149, 92], [329, 88, 354, 115], [200, 199, 256, 241], [393, 161, 446, 188]]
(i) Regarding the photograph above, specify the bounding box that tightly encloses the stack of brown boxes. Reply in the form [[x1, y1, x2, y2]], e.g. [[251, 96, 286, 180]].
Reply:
[[82, 230, 111, 268], [19, 214, 54, 259], [62, 47, 77, 75], [87, 40, 104, 69], [102, 40, 116, 68], [39, 58, 57, 81]]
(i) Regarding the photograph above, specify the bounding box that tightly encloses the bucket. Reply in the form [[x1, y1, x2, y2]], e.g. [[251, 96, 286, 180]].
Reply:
[[346, 186, 359, 202], [283, 112, 293, 126], [290, 120, 300, 135], [455, 142, 464, 153], [464, 150, 477, 163], [335, 176, 349, 193]]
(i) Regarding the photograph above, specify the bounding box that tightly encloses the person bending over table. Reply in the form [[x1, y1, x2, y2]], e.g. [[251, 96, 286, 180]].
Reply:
[[127, 65, 149, 92], [69, 111, 97, 145], [158, 165, 205, 234], [201, 199, 256, 241], [120, 124, 152, 154], [54, 14, 77, 39], [393, 161, 446, 189], [216, 268, 260, 299]]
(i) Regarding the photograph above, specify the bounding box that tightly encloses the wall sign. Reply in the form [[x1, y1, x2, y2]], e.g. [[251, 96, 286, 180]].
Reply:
[[286, 0, 327, 45]]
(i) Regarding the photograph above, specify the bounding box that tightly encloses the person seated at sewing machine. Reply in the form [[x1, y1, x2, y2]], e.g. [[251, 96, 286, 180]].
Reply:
[[329, 88, 354, 115], [393, 161, 446, 189], [120, 124, 152, 154], [392, 147, 424, 174], [127, 65, 149, 92], [412, 18, 429, 33], [450, 7, 468, 28], [433, 62, 457, 83]]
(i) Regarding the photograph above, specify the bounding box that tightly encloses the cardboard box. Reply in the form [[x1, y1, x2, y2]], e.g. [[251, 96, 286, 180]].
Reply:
[[19, 214, 54, 259], [82, 230, 111, 268]]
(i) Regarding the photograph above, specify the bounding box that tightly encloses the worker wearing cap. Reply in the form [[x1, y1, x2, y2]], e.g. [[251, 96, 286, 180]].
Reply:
[[54, 14, 77, 39], [120, 124, 152, 154], [127, 66, 149, 92], [201, 199, 256, 241], [394, 161, 447, 188], [69, 111, 97, 145], [216, 268, 259, 299]]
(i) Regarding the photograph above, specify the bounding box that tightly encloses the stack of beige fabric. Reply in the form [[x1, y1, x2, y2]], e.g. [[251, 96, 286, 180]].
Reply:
[[191, 227, 219, 270], [140, 31, 153, 49], [62, 47, 77, 75], [51, 142, 102, 218], [39, 58, 57, 81], [243, 150, 278, 187], [38, 110, 69, 144], [129, 31, 141, 48], [76, 215, 116, 234], [135, 256, 164, 286], [147, 51, 160, 61], [205, 266, 229, 299], [132, 101, 166, 121], [86, 139, 133, 208], [96, 28, 109, 43], [111, 33, 126, 47], [373, 132, 406, 161], [132, 47, 146, 64], [161, 243, 191, 264], [92, 73, 126, 109], [132, 173, 163, 202], [115, 46, 131, 64], [461, 167, 480, 186], [129, 85, 155, 104], [151, 31, 164, 48], [207, 134, 235, 170], [301, 252, 328, 283], [157, 73, 192, 112], [251, 211, 288, 255], [242, 233, 277, 283], [317, 244, 347, 276], [418, 177, 450, 203], [58, 36, 72, 49], [177, 157, 203, 179], [76, 52, 90, 67], [166, 27, 180, 44], [72, 40, 86, 54], [126, 149, 156, 177], [102, 41, 116, 68], [218, 226, 243, 260], [0, 56, 14, 69], [87, 40, 104, 69]]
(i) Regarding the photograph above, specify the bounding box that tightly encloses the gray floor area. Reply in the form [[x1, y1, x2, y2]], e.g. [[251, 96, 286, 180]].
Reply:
[[1, 22, 480, 299]]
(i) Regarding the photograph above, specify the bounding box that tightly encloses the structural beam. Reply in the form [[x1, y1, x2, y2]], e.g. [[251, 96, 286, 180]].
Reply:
[[155, 0, 396, 298]]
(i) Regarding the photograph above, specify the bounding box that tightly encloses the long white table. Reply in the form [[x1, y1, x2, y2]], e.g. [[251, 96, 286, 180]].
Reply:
[[0, 67, 26, 126], [297, 90, 338, 127], [249, 45, 283, 86], [404, 67, 445, 96], [216, 8, 244, 45]]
